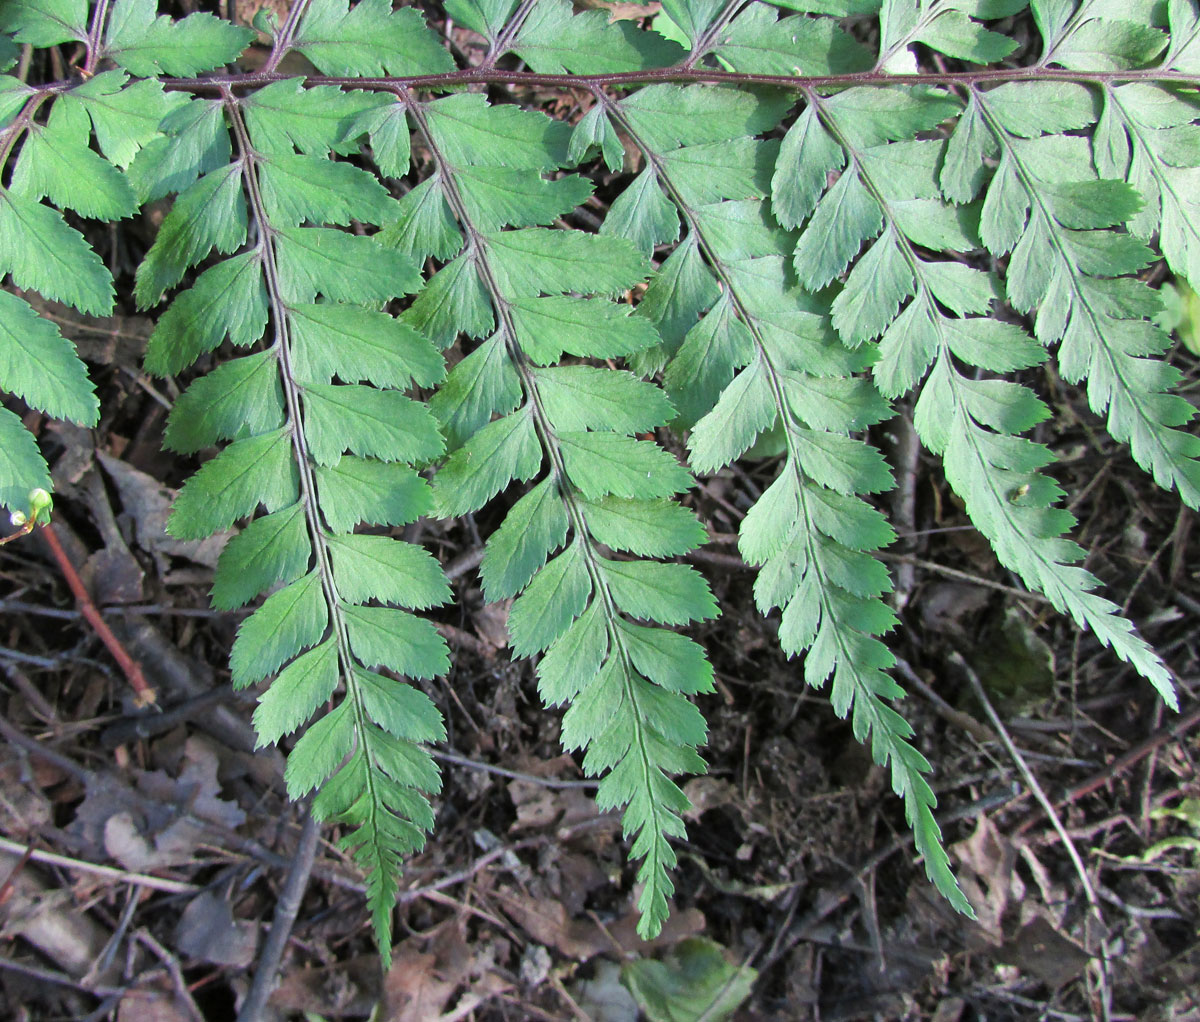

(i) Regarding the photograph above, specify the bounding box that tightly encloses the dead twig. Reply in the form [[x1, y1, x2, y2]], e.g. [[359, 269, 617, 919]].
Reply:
[[237, 809, 321, 1022], [432, 748, 598, 789], [1012, 698, 1200, 837], [953, 652, 1114, 1022], [0, 955, 125, 1000], [135, 930, 204, 1022], [0, 836, 201, 895]]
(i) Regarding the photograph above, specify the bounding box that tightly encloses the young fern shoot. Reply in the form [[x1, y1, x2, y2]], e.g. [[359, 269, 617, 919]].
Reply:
[[1, 0, 1197, 959]]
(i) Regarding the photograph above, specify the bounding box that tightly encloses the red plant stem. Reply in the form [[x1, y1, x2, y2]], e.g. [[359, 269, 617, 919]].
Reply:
[[0, 844, 35, 908], [39, 522, 157, 708]]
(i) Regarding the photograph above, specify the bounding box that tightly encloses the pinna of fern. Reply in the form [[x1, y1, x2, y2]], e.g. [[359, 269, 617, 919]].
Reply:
[[0, 0, 1198, 965], [138, 70, 455, 961]]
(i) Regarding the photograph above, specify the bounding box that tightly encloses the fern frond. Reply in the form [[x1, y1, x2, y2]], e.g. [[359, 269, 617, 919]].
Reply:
[[585, 80, 970, 911], [0, 64, 116, 511], [962, 83, 1200, 508], [401, 86, 718, 939], [136, 30, 452, 956], [769, 72, 1178, 703]]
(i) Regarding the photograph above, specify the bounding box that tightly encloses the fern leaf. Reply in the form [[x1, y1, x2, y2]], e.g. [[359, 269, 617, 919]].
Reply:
[[0, 406, 53, 515], [0, 191, 114, 314], [289, 0, 454, 77], [404, 85, 718, 938], [756, 71, 1182, 710], [9, 0, 1198, 965], [0, 64, 128, 514], [102, 0, 252, 76], [592, 81, 971, 912], [130, 79, 456, 964], [510, 0, 686, 73], [55, 71, 171, 168], [0, 0, 88, 48], [0, 289, 99, 425]]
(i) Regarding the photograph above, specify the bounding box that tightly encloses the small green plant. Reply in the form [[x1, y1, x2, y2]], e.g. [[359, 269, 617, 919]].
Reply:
[[1, 0, 1195, 960]]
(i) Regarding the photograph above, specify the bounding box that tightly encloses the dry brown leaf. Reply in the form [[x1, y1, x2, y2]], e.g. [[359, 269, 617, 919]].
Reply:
[[380, 947, 458, 1021], [269, 955, 381, 1017], [117, 982, 195, 1022], [575, 0, 662, 21], [496, 885, 705, 960], [995, 915, 1092, 989], [472, 599, 511, 649], [77, 737, 246, 871], [174, 891, 259, 968], [948, 815, 1019, 946], [97, 451, 230, 570]]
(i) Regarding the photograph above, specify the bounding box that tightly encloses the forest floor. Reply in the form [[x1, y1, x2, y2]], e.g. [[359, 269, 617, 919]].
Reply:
[[0, 289, 1197, 1022]]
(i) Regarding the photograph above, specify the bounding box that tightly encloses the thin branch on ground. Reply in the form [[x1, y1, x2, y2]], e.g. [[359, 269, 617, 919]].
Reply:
[[431, 748, 598, 789], [237, 808, 321, 1022], [953, 652, 1114, 1022], [0, 837, 201, 895]]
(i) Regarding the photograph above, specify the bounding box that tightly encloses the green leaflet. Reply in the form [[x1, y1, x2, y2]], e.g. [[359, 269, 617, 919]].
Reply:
[[143, 251, 267, 375], [230, 571, 329, 688], [11, 117, 137, 219], [0, 405, 53, 516], [103, 0, 252, 76], [164, 351, 284, 454], [301, 384, 444, 465], [56, 72, 172, 169], [288, 303, 445, 390], [127, 97, 232, 202], [510, 0, 685, 73], [135, 162, 247, 307], [210, 503, 310, 610], [275, 226, 421, 304], [326, 533, 451, 609], [0, 190, 114, 315], [479, 478, 569, 602], [290, 0, 454, 76], [242, 80, 387, 158], [169, 429, 299, 538], [314, 458, 432, 534], [0, 0, 87, 47], [0, 289, 98, 425]]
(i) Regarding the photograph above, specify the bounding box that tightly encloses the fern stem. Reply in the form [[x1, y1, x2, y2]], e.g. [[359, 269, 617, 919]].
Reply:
[[161, 65, 1200, 97], [873, 3, 942, 73], [262, 0, 314, 74], [0, 91, 52, 171], [484, 0, 541, 68], [82, 0, 112, 75], [682, 0, 753, 71]]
